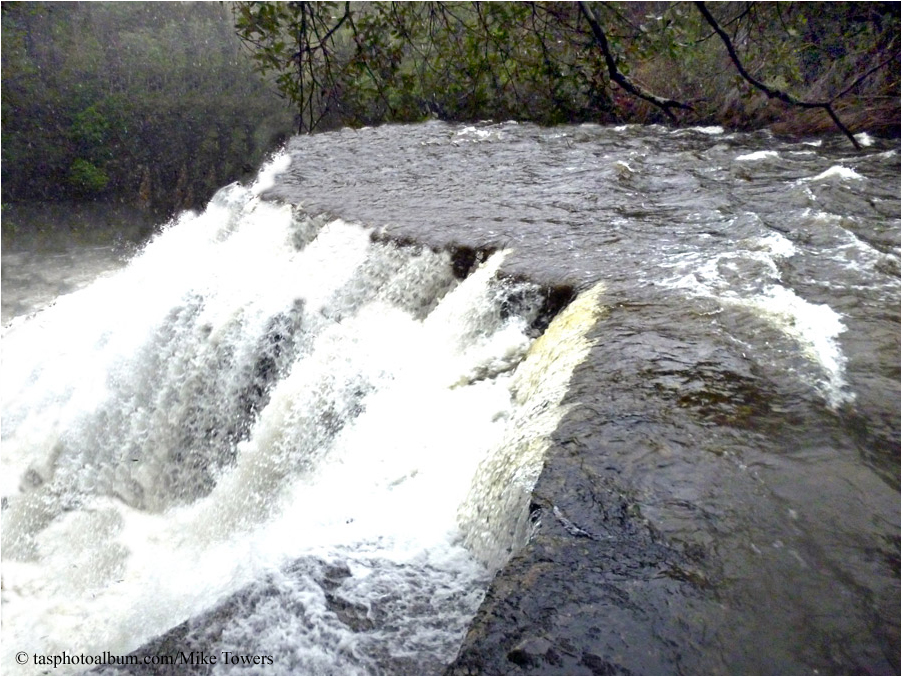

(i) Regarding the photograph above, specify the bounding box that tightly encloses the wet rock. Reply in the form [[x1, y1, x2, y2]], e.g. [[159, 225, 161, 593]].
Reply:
[[580, 652, 630, 676], [450, 298, 899, 675], [324, 591, 375, 632]]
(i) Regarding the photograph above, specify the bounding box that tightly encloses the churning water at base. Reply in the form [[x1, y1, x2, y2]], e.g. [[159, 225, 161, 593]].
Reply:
[[1, 155, 602, 674]]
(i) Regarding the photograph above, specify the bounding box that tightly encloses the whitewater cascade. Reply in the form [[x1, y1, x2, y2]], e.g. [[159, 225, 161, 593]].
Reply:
[[5, 120, 899, 675], [1, 154, 603, 674]]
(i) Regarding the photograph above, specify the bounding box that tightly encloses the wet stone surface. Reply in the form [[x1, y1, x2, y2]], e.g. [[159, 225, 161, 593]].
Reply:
[[450, 302, 898, 674]]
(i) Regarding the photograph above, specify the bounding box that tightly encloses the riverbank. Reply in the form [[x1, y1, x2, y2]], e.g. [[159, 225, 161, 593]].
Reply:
[[1, 202, 162, 323], [2, 201, 162, 252]]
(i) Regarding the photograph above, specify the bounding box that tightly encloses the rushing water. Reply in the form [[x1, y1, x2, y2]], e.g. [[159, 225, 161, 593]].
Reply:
[[2, 122, 899, 675]]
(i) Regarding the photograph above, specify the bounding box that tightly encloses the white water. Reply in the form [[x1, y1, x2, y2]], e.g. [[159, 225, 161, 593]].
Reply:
[[1, 155, 603, 673], [735, 150, 779, 162], [802, 165, 866, 182], [661, 230, 854, 407]]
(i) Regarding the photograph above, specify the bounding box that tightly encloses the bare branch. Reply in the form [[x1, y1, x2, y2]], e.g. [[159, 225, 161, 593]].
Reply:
[[577, 1, 692, 122], [694, 1, 862, 149], [316, 1, 351, 46], [830, 52, 899, 103], [692, 2, 754, 45]]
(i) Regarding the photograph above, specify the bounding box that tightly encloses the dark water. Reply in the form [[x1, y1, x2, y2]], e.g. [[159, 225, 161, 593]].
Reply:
[[2, 122, 899, 674], [269, 121, 900, 674]]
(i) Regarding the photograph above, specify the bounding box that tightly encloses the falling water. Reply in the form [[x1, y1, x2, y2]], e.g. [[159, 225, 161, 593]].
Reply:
[[3, 121, 898, 675], [1, 153, 602, 674]]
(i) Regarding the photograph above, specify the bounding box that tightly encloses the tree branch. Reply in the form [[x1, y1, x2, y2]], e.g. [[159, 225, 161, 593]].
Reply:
[[577, 1, 692, 122], [316, 1, 351, 46], [830, 52, 899, 103], [694, 1, 862, 149]]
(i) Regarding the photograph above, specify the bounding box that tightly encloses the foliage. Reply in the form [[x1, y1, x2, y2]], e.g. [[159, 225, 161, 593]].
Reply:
[[233, 1, 356, 133], [1, 2, 295, 213], [232, 1, 900, 137], [68, 159, 109, 195], [2, 1, 896, 216]]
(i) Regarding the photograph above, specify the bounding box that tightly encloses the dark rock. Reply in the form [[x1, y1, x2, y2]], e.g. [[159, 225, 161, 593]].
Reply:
[[580, 652, 630, 676], [324, 591, 375, 632], [507, 636, 553, 668]]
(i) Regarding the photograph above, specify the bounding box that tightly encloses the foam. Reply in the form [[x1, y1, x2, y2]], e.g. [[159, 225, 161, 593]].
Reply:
[[1, 160, 598, 672], [661, 234, 853, 408], [803, 165, 865, 182], [854, 132, 874, 147], [736, 150, 779, 162]]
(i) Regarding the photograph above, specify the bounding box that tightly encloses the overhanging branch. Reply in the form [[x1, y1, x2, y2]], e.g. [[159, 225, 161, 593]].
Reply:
[[694, 1, 862, 149], [578, 1, 692, 122]]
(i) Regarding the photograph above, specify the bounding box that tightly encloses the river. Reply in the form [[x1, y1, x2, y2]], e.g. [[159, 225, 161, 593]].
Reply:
[[2, 122, 899, 675]]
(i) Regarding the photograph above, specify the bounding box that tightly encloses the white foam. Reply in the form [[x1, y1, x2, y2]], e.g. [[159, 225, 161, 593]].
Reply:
[[736, 150, 779, 161], [803, 213, 902, 292], [803, 165, 865, 182], [756, 231, 798, 259], [740, 286, 851, 407], [454, 126, 501, 142], [661, 234, 853, 407], [250, 150, 292, 196], [1, 164, 599, 673], [689, 126, 725, 135]]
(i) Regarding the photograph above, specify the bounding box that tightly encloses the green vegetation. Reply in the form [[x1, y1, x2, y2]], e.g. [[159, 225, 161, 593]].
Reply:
[[2, 2, 897, 219], [2, 2, 294, 214], [233, 1, 900, 141], [68, 159, 110, 195]]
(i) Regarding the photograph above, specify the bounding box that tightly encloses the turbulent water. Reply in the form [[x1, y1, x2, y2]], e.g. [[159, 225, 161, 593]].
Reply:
[[2, 122, 899, 675]]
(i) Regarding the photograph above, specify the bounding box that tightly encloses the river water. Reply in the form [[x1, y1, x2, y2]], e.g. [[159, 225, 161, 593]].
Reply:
[[2, 122, 899, 674]]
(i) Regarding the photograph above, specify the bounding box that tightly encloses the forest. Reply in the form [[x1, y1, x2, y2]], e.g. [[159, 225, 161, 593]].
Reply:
[[1, 2, 293, 215], [2, 2, 899, 215]]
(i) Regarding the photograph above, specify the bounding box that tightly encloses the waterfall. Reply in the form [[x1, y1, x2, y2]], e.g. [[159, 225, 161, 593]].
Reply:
[[1, 154, 603, 674]]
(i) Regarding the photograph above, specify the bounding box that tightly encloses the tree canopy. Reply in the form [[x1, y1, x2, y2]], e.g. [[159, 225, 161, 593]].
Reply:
[[2, 1, 897, 216], [233, 1, 900, 142], [2, 2, 294, 213]]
